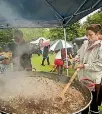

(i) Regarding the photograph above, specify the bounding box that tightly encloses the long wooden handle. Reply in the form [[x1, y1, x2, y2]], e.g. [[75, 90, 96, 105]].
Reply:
[[61, 68, 80, 96]]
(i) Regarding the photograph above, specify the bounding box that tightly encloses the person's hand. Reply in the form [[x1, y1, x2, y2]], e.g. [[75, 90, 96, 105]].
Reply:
[[76, 64, 84, 69], [73, 58, 80, 62]]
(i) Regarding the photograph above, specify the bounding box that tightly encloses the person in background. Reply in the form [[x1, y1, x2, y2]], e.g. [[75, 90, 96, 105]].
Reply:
[[61, 48, 72, 68], [54, 50, 64, 78], [8, 30, 32, 71], [41, 45, 50, 66], [41, 39, 50, 66], [0, 48, 6, 61], [72, 42, 79, 57], [74, 24, 102, 114], [0, 47, 12, 73]]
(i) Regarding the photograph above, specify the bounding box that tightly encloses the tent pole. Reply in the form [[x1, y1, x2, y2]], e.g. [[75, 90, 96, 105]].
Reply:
[[63, 27, 68, 76]]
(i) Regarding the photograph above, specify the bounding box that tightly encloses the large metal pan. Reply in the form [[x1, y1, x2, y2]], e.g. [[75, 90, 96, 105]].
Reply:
[[0, 71, 92, 114]]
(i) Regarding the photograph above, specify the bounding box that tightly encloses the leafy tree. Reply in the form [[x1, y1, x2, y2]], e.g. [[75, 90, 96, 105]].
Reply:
[[81, 10, 102, 35], [82, 10, 102, 28], [19, 28, 50, 41], [48, 22, 82, 41], [86, 11, 102, 25], [66, 22, 81, 41], [0, 28, 13, 45]]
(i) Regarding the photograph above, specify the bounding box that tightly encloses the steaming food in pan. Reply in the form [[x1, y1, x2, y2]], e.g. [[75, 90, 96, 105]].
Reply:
[[0, 71, 91, 114]]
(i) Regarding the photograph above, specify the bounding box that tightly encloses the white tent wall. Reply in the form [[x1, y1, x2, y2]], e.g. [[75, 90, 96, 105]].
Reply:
[[30, 37, 46, 44]]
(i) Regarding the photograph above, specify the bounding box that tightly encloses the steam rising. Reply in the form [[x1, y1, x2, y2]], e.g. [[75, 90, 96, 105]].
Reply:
[[0, 71, 61, 101]]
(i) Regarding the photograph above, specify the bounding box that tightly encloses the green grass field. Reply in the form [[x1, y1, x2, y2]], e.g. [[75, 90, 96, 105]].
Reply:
[[31, 54, 75, 76], [31, 54, 55, 72]]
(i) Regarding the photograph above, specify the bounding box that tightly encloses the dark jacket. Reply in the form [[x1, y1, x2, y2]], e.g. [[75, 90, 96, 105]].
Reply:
[[8, 41, 32, 70], [43, 46, 49, 58]]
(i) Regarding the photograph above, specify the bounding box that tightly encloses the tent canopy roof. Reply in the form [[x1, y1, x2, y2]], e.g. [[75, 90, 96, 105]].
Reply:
[[0, 0, 102, 28]]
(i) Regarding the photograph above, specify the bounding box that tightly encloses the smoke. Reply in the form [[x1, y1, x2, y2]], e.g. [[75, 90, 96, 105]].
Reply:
[[0, 71, 29, 101], [0, 35, 60, 102], [0, 43, 34, 100], [0, 71, 61, 101], [12, 41, 32, 71]]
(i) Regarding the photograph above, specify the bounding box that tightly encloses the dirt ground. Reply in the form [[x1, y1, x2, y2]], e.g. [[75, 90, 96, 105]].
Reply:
[[0, 71, 90, 114]]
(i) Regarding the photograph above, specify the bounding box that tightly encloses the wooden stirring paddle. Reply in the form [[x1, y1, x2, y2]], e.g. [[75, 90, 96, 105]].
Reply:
[[55, 68, 80, 103]]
